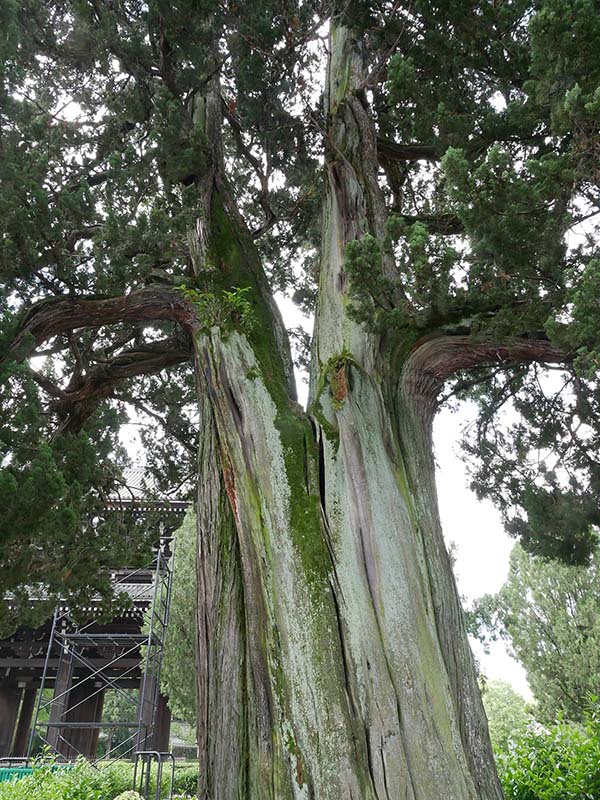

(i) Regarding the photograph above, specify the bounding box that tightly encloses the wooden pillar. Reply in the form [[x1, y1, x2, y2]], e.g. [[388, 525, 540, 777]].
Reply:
[[11, 687, 36, 757], [154, 692, 171, 753], [0, 683, 21, 757], [89, 688, 105, 759], [46, 647, 74, 755], [62, 683, 105, 759]]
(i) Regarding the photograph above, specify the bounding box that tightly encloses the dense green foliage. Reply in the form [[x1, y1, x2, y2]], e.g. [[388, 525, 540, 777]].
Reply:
[[497, 710, 600, 800], [0, 760, 198, 800], [366, 0, 600, 564], [161, 509, 197, 725], [0, 0, 320, 630], [481, 679, 532, 754], [0, 0, 598, 624], [473, 545, 600, 723]]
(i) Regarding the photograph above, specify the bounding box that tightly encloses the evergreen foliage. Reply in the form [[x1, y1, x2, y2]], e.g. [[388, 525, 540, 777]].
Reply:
[[0, 1, 598, 624], [481, 679, 532, 755], [472, 545, 600, 723], [160, 509, 197, 725]]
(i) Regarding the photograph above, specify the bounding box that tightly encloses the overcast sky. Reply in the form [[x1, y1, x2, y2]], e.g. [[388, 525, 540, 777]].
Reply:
[[434, 407, 531, 699]]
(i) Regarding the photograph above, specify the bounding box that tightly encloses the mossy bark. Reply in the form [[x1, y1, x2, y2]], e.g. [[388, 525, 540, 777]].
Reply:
[[191, 26, 503, 800]]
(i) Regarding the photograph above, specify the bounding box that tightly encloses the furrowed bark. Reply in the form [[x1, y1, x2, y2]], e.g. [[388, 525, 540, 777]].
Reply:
[[195, 385, 246, 799], [395, 394, 501, 798], [308, 23, 505, 799], [191, 178, 373, 797], [185, 22, 511, 800]]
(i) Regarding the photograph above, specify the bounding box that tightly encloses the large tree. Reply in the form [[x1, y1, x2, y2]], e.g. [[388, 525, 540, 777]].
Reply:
[[1, 1, 599, 797], [475, 545, 600, 724]]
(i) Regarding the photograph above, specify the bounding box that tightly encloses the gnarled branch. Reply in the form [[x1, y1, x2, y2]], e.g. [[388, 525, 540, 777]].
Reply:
[[48, 336, 192, 433], [7, 287, 199, 364], [402, 334, 571, 424]]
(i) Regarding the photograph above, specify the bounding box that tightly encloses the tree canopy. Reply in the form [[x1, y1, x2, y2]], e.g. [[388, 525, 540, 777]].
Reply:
[[1, 0, 599, 629], [480, 679, 532, 755], [473, 544, 600, 723]]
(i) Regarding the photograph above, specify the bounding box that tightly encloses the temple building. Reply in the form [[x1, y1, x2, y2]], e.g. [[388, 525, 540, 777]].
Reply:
[[0, 469, 188, 763]]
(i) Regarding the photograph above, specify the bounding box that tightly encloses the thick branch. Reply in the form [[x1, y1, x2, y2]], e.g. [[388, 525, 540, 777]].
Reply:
[[7, 287, 199, 363], [377, 137, 439, 162], [402, 334, 571, 422], [49, 337, 192, 433], [378, 132, 550, 167], [391, 212, 464, 234]]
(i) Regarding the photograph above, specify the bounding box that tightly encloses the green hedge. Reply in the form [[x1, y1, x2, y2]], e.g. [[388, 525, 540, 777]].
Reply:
[[497, 709, 600, 800], [3, 720, 599, 800], [0, 760, 198, 800]]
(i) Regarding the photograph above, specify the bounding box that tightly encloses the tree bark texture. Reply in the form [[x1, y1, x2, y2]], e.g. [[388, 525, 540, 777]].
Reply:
[[191, 26, 504, 800]]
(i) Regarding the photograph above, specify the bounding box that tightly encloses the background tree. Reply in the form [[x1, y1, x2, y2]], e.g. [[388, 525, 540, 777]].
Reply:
[[480, 679, 532, 755], [161, 509, 197, 727], [1, 1, 599, 798], [474, 544, 600, 724], [99, 688, 140, 757]]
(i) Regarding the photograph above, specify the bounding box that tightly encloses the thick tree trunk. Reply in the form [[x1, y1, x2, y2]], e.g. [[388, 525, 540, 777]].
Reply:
[[192, 25, 503, 800]]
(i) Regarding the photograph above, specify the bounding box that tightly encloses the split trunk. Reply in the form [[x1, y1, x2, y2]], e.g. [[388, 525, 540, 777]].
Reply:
[[193, 26, 503, 800]]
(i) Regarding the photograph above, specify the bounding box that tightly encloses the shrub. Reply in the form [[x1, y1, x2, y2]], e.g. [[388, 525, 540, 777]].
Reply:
[[172, 764, 198, 796], [0, 760, 131, 800], [0, 759, 198, 800], [498, 708, 600, 800]]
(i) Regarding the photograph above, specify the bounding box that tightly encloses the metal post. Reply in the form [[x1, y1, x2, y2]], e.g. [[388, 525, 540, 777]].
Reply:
[[27, 608, 59, 760]]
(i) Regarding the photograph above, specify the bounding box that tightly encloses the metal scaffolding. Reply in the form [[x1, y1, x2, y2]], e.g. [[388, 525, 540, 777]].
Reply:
[[26, 536, 175, 764]]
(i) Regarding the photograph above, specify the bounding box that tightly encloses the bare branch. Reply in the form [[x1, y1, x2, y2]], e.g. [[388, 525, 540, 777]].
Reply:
[[7, 287, 200, 364], [402, 334, 571, 423]]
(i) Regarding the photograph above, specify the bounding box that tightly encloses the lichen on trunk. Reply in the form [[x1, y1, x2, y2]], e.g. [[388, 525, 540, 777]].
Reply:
[[190, 22, 503, 800]]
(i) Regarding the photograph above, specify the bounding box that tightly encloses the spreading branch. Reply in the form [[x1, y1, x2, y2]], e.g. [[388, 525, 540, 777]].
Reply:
[[402, 334, 571, 422], [5, 288, 199, 433], [48, 336, 192, 433], [7, 287, 199, 364], [377, 138, 439, 163]]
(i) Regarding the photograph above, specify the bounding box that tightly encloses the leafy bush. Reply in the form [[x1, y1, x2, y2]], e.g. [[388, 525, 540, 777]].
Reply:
[[0, 759, 198, 800], [0, 760, 130, 800], [172, 765, 198, 796], [498, 709, 600, 800]]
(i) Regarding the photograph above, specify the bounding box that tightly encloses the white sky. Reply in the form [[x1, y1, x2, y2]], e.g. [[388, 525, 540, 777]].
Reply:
[[434, 407, 531, 699]]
